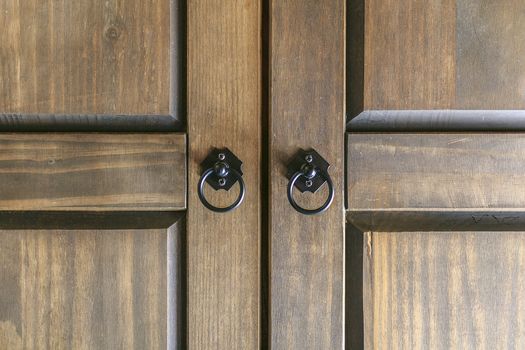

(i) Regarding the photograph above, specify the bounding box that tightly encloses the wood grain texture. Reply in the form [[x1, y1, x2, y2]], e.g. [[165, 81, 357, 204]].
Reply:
[[0, 133, 186, 211], [0, 0, 171, 115], [187, 0, 261, 348], [348, 133, 525, 212], [364, 231, 525, 349], [456, 0, 525, 109], [0, 114, 181, 132], [0, 215, 183, 350], [363, 0, 456, 110], [348, 0, 525, 116], [270, 1, 345, 348]]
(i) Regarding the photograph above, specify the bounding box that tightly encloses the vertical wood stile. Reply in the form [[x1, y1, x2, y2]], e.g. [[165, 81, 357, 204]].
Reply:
[[187, 1, 261, 348], [269, 1, 346, 348]]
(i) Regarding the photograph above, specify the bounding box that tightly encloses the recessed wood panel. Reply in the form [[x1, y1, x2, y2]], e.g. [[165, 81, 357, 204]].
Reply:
[[457, 0, 525, 109], [270, 1, 345, 348], [187, 1, 261, 348], [0, 215, 183, 349], [364, 231, 525, 349], [0, 133, 186, 211], [363, 0, 456, 110], [0, 0, 171, 115], [349, 0, 525, 115]]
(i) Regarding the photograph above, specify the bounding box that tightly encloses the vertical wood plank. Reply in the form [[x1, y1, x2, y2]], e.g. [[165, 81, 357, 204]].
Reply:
[[269, 1, 345, 348], [187, 0, 261, 348]]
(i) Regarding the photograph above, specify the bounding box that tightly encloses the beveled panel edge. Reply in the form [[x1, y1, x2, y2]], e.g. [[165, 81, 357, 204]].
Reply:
[[347, 110, 525, 132], [347, 210, 525, 232], [0, 132, 187, 211], [0, 114, 182, 132], [0, 211, 185, 230]]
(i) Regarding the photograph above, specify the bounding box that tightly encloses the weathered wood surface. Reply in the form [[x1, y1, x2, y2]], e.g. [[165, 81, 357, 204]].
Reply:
[[348, 133, 525, 214], [362, 0, 456, 110], [0, 214, 183, 350], [0, 0, 173, 116], [187, 0, 261, 348], [0, 133, 186, 211], [364, 231, 525, 349], [270, 0, 345, 348], [347, 133, 525, 348], [348, 0, 525, 117]]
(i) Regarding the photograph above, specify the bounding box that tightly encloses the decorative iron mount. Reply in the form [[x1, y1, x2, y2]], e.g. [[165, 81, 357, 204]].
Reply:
[[286, 148, 334, 215], [198, 148, 245, 213]]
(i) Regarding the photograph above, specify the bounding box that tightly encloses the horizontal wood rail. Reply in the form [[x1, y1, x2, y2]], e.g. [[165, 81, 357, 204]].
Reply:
[[0, 133, 186, 211], [347, 133, 525, 231]]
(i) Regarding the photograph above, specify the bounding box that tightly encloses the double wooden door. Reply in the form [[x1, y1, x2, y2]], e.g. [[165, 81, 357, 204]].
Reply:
[[2, 0, 525, 349], [0, 0, 342, 348]]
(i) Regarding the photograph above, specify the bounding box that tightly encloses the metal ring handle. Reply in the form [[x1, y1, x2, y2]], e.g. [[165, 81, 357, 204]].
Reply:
[[287, 170, 334, 215], [198, 167, 245, 213]]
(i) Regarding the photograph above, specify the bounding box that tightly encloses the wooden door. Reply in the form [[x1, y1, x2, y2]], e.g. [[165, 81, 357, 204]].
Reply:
[[1, 0, 262, 349], [347, 0, 525, 348], [0, 0, 188, 348]]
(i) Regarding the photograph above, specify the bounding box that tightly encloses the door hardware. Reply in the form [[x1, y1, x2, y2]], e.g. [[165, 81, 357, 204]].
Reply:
[[198, 148, 245, 213], [286, 148, 334, 215]]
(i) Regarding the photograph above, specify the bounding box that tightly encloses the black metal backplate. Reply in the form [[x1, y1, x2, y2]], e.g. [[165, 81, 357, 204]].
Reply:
[[286, 148, 330, 193], [200, 148, 243, 191]]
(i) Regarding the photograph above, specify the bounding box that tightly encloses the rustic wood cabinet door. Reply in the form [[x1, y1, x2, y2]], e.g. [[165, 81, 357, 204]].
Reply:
[[347, 0, 525, 348], [1, 0, 263, 349], [0, 0, 189, 348]]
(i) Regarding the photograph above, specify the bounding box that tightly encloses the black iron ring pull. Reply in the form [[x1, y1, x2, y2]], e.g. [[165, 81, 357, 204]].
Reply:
[[286, 149, 334, 215], [198, 148, 245, 213]]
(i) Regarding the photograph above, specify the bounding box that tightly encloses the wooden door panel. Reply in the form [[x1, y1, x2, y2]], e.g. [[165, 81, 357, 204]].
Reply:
[[0, 0, 171, 115], [0, 133, 186, 211], [0, 1, 187, 349], [346, 0, 525, 348], [0, 213, 184, 350], [348, 0, 525, 120], [363, 231, 525, 349]]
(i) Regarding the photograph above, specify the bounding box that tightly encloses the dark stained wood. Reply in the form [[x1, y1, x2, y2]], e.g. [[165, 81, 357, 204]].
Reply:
[[348, 133, 525, 215], [349, 210, 525, 232], [0, 114, 181, 132], [0, 212, 183, 230], [348, 0, 525, 117], [0, 0, 172, 115], [362, 0, 456, 110], [346, 224, 364, 349], [187, 0, 261, 348], [348, 110, 525, 132], [457, 0, 525, 109], [347, 1, 525, 349], [347, 133, 525, 348], [0, 133, 186, 211], [0, 214, 183, 350], [270, 1, 345, 348], [347, 0, 365, 119], [364, 231, 525, 349]]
